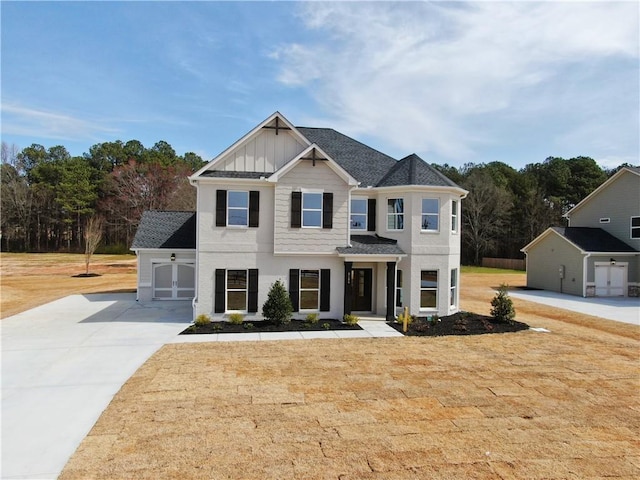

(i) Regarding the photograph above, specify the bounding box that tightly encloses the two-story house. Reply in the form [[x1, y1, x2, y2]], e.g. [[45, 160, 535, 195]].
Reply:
[[131, 112, 468, 320], [522, 166, 640, 297]]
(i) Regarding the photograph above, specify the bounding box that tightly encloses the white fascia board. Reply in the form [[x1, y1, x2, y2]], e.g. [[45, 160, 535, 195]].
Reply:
[[133, 248, 197, 253], [190, 111, 311, 180], [268, 144, 359, 186], [337, 254, 407, 262], [191, 176, 273, 186], [369, 185, 468, 197], [521, 228, 586, 255]]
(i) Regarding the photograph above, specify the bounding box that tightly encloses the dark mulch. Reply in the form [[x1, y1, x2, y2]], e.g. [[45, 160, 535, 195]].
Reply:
[[72, 273, 102, 278], [181, 319, 362, 335], [388, 311, 529, 336]]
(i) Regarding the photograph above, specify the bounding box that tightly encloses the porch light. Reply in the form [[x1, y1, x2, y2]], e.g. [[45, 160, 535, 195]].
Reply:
[[171, 253, 176, 262], [610, 258, 616, 265]]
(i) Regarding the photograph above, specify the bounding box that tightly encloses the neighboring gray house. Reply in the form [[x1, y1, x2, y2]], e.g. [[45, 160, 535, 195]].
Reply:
[[132, 112, 468, 320], [522, 166, 640, 297]]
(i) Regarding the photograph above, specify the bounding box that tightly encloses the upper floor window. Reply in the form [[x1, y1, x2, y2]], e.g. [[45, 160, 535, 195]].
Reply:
[[421, 198, 439, 231], [216, 190, 259, 228], [351, 198, 367, 230], [632, 216, 640, 239], [451, 200, 458, 232], [387, 198, 404, 230], [302, 192, 323, 228], [227, 191, 248, 226], [291, 191, 333, 229]]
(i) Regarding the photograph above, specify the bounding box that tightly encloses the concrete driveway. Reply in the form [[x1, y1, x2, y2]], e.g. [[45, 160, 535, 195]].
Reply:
[[1, 293, 192, 480]]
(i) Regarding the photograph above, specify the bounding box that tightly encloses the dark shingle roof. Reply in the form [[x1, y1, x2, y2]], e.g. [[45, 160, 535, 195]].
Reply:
[[377, 154, 461, 188], [131, 211, 196, 249], [552, 227, 637, 253], [200, 171, 268, 179], [296, 127, 397, 187], [336, 235, 406, 256]]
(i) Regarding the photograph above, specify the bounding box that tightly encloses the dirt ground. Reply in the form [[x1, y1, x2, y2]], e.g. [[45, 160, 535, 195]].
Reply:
[[0, 253, 137, 319], [56, 268, 640, 479]]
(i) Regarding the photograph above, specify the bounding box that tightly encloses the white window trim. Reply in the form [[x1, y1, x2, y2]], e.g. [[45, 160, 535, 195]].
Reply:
[[227, 190, 249, 228], [419, 269, 438, 311], [421, 198, 440, 233], [299, 269, 320, 311], [350, 197, 368, 231], [452, 200, 459, 233], [301, 189, 323, 229], [450, 268, 458, 309], [226, 269, 248, 313], [631, 216, 640, 239], [387, 198, 404, 231]]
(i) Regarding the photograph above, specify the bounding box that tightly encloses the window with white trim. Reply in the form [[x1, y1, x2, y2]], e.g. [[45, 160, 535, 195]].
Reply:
[[227, 191, 249, 226], [632, 216, 640, 239], [302, 192, 323, 228], [420, 270, 438, 309], [421, 198, 439, 231], [387, 198, 404, 230], [351, 198, 367, 230], [226, 270, 247, 311], [300, 269, 320, 310], [451, 200, 458, 232], [396, 270, 403, 307], [450, 268, 457, 308]]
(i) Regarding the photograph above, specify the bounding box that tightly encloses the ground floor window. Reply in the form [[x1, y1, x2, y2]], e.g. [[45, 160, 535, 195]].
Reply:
[[300, 269, 320, 310], [420, 270, 438, 309], [396, 270, 403, 307], [450, 268, 458, 308], [227, 269, 247, 311]]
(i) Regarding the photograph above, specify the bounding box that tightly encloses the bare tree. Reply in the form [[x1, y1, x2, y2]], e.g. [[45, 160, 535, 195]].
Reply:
[[84, 215, 104, 275]]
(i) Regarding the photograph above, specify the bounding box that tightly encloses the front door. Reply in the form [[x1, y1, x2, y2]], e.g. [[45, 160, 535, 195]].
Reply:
[[351, 268, 372, 311], [153, 263, 195, 299]]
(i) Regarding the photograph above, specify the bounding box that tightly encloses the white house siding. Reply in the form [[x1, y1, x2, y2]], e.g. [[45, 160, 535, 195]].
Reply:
[[218, 130, 306, 174], [136, 249, 196, 302], [525, 234, 583, 296], [569, 170, 640, 252], [274, 161, 350, 254]]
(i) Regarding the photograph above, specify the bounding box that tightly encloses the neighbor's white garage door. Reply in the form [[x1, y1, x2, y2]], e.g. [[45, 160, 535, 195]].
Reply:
[[153, 263, 195, 299], [594, 263, 626, 297]]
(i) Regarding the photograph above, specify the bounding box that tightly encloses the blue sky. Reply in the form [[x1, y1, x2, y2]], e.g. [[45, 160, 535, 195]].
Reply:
[[2, 1, 638, 170]]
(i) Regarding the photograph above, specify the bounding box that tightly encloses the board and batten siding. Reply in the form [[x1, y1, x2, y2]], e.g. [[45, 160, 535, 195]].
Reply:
[[569, 170, 640, 251], [217, 129, 307, 174], [526, 233, 583, 296], [274, 160, 350, 254]]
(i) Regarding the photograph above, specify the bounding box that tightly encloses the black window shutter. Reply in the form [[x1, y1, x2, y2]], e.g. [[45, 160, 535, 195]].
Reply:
[[291, 192, 302, 228], [320, 269, 331, 312], [289, 269, 299, 312], [249, 191, 260, 228], [248, 269, 258, 313], [214, 269, 225, 313], [216, 190, 227, 227], [322, 192, 333, 229], [367, 198, 376, 232]]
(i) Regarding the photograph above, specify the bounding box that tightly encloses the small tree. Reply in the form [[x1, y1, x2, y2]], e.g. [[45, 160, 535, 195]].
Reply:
[[262, 280, 293, 325], [83, 215, 104, 275], [490, 284, 515, 323]]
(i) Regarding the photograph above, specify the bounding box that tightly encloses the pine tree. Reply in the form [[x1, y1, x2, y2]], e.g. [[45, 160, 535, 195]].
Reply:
[[262, 280, 293, 325], [490, 284, 515, 323]]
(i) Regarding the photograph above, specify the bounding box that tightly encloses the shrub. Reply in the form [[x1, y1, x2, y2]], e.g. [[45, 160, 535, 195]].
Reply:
[[262, 280, 293, 325], [228, 313, 244, 325], [322, 322, 331, 330], [343, 313, 359, 325], [490, 284, 515, 323], [243, 322, 254, 330], [194, 314, 211, 326], [305, 313, 319, 324]]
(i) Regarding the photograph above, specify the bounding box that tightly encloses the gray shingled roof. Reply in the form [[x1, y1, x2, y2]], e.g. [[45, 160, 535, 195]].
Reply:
[[552, 227, 637, 253], [377, 154, 460, 188], [297, 127, 398, 187], [336, 235, 406, 256], [131, 211, 196, 249]]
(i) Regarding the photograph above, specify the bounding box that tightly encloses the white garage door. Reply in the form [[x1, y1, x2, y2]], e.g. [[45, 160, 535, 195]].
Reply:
[[153, 263, 195, 299], [595, 263, 626, 297]]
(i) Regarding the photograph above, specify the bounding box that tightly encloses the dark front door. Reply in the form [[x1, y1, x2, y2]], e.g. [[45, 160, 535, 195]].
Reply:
[[351, 268, 372, 311]]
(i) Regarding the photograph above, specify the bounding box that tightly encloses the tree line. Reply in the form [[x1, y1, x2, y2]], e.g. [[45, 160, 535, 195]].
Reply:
[[1, 140, 633, 263]]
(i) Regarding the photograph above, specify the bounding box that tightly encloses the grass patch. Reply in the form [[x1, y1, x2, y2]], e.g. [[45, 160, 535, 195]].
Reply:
[[461, 265, 524, 275]]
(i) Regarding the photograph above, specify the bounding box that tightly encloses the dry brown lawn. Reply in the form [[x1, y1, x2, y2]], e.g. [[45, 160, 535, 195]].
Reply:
[[0, 253, 137, 319], [57, 269, 640, 480]]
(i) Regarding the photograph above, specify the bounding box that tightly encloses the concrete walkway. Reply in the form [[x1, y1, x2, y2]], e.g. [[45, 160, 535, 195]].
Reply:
[[1, 294, 400, 480], [509, 289, 640, 325]]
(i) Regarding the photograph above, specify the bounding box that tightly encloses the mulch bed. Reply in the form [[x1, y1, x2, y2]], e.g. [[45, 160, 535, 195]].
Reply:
[[181, 319, 362, 335], [388, 311, 529, 336]]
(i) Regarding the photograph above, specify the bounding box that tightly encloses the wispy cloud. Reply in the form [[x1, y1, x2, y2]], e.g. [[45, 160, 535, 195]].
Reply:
[[1, 104, 121, 142], [273, 1, 639, 164]]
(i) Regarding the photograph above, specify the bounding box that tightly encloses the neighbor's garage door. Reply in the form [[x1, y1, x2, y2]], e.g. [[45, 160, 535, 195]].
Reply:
[[595, 263, 626, 297], [153, 263, 195, 299]]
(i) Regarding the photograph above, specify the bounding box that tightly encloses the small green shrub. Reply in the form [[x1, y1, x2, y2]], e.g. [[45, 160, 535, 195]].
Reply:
[[228, 313, 244, 325], [343, 314, 359, 325], [194, 314, 211, 326], [428, 314, 439, 324], [322, 322, 331, 330], [262, 280, 293, 325], [243, 322, 254, 330], [490, 284, 515, 323], [305, 313, 320, 324]]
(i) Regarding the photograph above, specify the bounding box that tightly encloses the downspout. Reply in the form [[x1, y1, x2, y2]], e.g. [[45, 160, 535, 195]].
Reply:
[[190, 177, 199, 319], [133, 249, 140, 301], [583, 253, 591, 297]]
